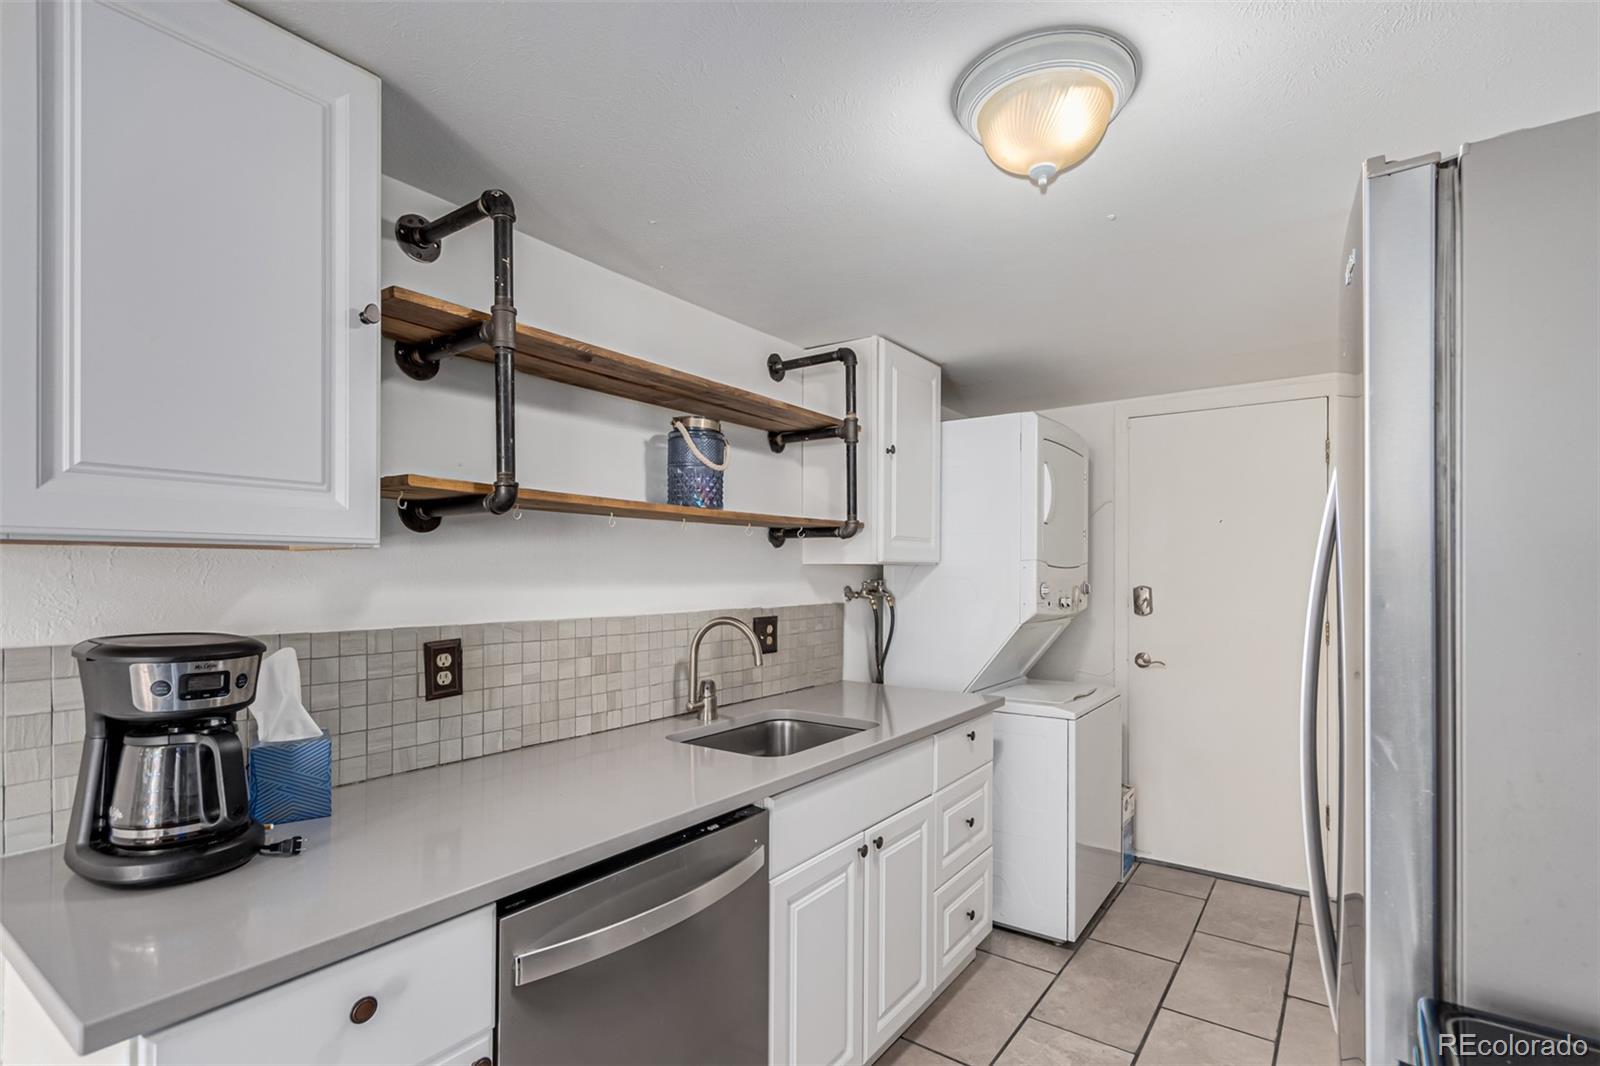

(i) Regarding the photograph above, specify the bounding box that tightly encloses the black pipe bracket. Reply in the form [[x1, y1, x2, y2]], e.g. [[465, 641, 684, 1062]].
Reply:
[[764, 347, 861, 547], [391, 190, 521, 530]]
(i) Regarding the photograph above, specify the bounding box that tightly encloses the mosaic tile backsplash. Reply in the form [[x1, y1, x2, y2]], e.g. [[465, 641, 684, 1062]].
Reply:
[[0, 602, 843, 856]]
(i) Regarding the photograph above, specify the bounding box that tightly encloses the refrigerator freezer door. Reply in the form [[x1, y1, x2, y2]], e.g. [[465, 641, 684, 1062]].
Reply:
[[1363, 155, 1443, 1066]]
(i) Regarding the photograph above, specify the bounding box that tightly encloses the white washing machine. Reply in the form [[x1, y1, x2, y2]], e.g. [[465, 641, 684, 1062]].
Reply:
[[987, 679, 1124, 943]]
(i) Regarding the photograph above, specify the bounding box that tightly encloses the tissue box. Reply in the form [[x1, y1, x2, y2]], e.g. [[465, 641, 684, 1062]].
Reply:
[[249, 731, 332, 824]]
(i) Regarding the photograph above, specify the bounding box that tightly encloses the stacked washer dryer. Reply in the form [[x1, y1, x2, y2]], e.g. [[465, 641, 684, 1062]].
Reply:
[[886, 411, 1123, 942]]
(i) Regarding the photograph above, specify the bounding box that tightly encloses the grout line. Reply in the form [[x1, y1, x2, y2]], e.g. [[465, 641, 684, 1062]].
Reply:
[[987, 957, 1064, 1066], [1128, 861, 1228, 1062], [1162, 1006, 1280, 1046], [1269, 938, 1295, 1064], [1187, 928, 1294, 957], [1024, 1015, 1139, 1057]]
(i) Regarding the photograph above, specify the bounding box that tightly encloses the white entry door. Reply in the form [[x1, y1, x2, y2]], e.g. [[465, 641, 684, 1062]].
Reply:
[[1127, 397, 1327, 888]]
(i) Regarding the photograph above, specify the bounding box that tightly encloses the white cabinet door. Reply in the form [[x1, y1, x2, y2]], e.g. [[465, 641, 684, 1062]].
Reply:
[[770, 835, 866, 1066], [801, 336, 941, 565], [0, 0, 380, 546], [863, 796, 935, 1058], [880, 340, 941, 563]]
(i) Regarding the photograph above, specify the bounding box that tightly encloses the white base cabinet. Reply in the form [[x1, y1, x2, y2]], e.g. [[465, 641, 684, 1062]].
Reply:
[[0, 0, 381, 546], [800, 336, 942, 565], [770, 835, 868, 1066], [769, 717, 993, 1066], [1, 909, 495, 1066]]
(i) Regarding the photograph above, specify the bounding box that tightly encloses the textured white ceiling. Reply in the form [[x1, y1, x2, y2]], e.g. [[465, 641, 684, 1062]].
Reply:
[[247, 1, 1599, 412]]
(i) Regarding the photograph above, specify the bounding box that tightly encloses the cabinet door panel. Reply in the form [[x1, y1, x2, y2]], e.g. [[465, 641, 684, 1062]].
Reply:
[[0, 0, 379, 545], [882, 341, 941, 562], [771, 835, 865, 1066], [864, 797, 936, 1057]]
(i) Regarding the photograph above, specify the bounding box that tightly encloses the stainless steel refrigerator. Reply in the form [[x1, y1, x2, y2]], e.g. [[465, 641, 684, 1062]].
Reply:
[[1301, 112, 1600, 1066]]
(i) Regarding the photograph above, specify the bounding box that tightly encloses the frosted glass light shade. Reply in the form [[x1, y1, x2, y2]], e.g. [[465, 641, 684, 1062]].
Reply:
[[952, 29, 1138, 191], [975, 68, 1115, 187]]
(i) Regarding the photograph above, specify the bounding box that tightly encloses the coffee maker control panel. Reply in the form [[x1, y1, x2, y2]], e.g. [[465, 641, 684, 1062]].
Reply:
[[128, 656, 259, 714]]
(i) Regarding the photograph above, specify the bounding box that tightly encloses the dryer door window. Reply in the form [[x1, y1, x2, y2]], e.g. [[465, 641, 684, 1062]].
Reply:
[[1039, 438, 1087, 569]]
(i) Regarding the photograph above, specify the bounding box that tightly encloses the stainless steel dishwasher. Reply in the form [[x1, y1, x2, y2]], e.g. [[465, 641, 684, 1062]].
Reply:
[[496, 805, 768, 1065]]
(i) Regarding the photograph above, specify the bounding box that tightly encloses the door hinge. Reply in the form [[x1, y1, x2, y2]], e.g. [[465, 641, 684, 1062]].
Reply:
[[1324, 438, 1331, 465]]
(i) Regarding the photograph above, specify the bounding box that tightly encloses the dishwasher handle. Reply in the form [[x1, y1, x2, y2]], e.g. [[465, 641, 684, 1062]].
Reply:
[[512, 845, 765, 987]]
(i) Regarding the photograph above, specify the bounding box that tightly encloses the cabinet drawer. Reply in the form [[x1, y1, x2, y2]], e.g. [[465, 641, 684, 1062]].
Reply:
[[426, 1029, 493, 1066], [145, 908, 494, 1066], [934, 849, 993, 984], [935, 764, 993, 885], [768, 738, 934, 877], [935, 714, 993, 790]]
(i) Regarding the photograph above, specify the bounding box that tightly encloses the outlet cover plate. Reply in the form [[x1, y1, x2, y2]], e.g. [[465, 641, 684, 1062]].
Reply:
[[752, 615, 779, 654], [423, 638, 464, 700]]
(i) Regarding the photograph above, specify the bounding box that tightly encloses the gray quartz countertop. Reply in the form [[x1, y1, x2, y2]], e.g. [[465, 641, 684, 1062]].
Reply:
[[0, 682, 998, 1053]]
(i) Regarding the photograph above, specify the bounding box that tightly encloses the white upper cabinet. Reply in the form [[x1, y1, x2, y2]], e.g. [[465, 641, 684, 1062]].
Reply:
[[0, 0, 380, 546], [801, 336, 941, 565]]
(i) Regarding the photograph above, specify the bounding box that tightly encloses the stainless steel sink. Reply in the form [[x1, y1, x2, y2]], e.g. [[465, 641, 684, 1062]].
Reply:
[[671, 711, 875, 757]]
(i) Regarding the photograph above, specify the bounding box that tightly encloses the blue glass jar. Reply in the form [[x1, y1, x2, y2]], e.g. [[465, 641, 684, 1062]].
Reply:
[[668, 416, 727, 509]]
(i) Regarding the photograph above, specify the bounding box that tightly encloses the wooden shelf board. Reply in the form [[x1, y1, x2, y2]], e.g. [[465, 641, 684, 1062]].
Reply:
[[381, 287, 840, 435], [381, 474, 844, 529]]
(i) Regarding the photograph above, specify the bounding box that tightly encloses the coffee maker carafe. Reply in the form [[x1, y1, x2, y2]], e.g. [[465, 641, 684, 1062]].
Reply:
[[67, 634, 266, 887]]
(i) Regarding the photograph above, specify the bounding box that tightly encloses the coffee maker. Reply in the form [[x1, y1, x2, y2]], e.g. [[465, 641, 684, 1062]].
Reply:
[[66, 633, 266, 887]]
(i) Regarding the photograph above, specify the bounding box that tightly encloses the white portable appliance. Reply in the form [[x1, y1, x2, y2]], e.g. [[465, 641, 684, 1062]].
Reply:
[[888, 413, 1120, 941], [884, 412, 1089, 693], [988, 680, 1124, 941]]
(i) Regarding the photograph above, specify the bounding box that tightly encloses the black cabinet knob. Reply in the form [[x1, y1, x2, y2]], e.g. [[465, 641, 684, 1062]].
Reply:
[[965, 817, 976, 828], [966, 909, 976, 921], [349, 995, 378, 1024], [873, 835, 884, 850]]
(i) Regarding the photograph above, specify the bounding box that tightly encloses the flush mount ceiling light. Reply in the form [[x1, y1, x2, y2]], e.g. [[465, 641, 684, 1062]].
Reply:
[[953, 28, 1139, 191]]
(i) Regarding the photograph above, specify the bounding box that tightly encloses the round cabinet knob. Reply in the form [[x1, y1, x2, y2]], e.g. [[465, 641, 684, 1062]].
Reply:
[[349, 995, 378, 1024], [965, 816, 975, 828], [965, 909, 977, 922]]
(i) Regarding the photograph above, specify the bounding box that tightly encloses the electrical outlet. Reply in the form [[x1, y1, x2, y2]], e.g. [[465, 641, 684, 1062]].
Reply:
[[752, 615, 779, 654], [423, 638, 463, 700]]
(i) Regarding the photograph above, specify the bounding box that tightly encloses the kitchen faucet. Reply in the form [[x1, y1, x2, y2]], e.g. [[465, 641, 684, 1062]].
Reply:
[[686, 617, 764, 725]]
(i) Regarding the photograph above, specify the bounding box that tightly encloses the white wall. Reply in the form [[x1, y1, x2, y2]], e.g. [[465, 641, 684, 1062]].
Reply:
[[0, 177, 873, 671]]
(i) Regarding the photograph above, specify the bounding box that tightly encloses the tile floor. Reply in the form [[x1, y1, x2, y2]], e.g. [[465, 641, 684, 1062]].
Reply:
[[882, 863, 1340, 1066]]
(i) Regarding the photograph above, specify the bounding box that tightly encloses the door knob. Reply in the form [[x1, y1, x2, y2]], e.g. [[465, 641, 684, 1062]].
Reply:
[[1134, 652, 1166, 669]]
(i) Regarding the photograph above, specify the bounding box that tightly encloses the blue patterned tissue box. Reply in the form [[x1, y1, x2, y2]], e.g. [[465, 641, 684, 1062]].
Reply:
[[249, 731, 332, 824]]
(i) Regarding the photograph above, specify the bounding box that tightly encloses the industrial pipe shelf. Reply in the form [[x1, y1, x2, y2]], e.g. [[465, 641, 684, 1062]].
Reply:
[[381, 287, 842, 434], [382, 474, 846, 535]]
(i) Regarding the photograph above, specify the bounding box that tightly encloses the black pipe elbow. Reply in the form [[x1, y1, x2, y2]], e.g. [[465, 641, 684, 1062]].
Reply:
[[484, 480, 519, 515], [479, 189, 516, 222]]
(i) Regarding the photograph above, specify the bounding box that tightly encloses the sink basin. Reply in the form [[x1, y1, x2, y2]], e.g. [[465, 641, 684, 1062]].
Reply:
[[673, 714, 872, 757]]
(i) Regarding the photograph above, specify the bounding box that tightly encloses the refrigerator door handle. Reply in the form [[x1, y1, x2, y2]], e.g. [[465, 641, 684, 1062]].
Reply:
[[1299, 472, 1342, 1021]]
